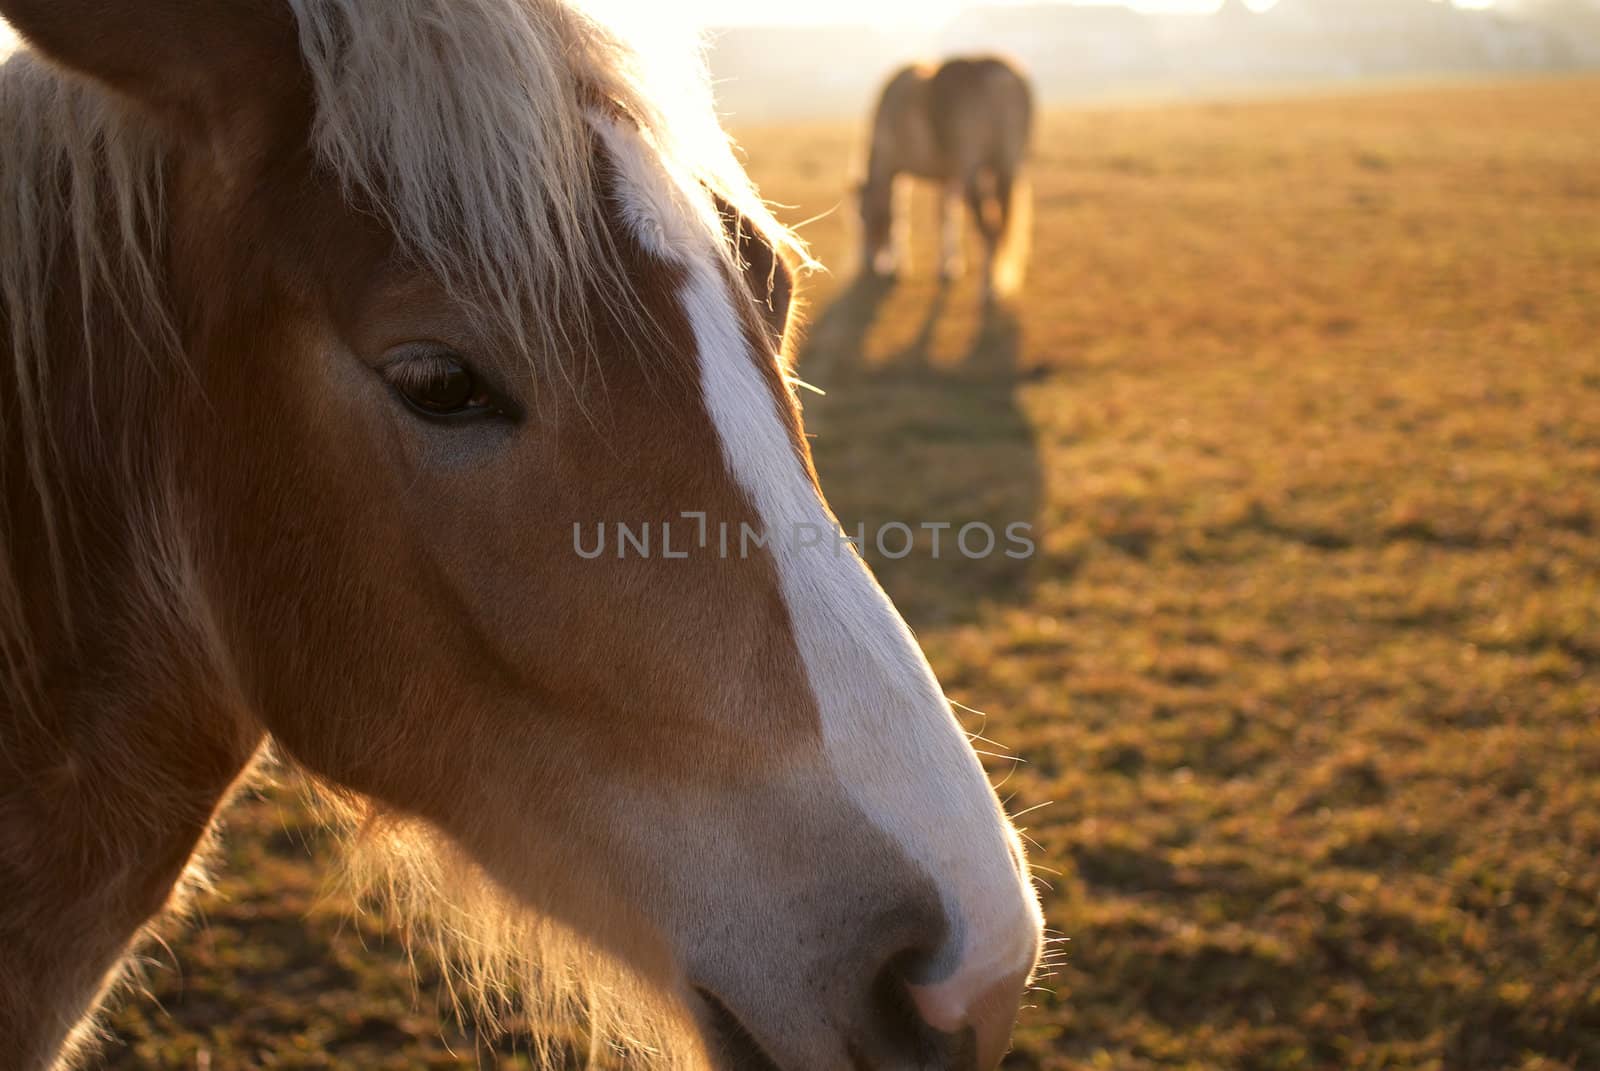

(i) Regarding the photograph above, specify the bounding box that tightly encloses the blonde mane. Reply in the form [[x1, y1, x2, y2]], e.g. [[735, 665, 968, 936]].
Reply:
[[0, 49, 171, 711], [1, 1, 806, 1064], [292, 0, 804, 365]]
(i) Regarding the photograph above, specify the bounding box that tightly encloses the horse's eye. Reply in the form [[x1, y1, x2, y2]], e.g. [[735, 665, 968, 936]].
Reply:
[[385, 352, 489, 417]]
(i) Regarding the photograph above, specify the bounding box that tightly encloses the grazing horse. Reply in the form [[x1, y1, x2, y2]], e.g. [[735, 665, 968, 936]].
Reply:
[[0, 1, 1043, 1069], [859, 57, 1034, 298]]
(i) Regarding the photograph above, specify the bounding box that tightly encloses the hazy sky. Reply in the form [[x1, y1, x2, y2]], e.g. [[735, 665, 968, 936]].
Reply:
[[590, 0, 1499, 28], [602, 0, 1277, 26], [2, 0, 1506, 54], [5, 6, 1248, 62]]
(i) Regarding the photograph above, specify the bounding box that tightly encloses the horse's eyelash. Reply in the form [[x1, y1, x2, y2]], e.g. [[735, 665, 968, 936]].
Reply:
[[381, 352, 464, 389], [381, 350, 526, 423]]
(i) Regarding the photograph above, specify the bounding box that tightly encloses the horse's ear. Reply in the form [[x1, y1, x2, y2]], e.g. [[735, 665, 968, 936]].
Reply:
[[718, 199, 796, 350], [0, 0, 305, 146]]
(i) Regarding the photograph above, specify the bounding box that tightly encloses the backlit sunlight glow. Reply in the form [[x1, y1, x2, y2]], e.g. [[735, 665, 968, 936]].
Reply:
[[1, 1, 1508, 49], [589, 0, 1252, 26], [586, 0, 1505, 28]]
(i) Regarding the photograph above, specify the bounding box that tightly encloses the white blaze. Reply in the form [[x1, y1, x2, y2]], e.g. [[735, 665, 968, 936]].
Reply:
[[594, 118, 1040, 1020]]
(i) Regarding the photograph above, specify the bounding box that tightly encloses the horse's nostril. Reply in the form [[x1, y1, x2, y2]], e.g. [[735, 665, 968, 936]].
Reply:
[[870, 946, 932, 1044], [864, 943, 971, 1068], [908, 962, 1034, 1071], [850, 897, 982, 1067]]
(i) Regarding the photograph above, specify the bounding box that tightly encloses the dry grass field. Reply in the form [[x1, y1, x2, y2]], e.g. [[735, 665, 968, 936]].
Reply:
[[95, 78, 1599, 1070]]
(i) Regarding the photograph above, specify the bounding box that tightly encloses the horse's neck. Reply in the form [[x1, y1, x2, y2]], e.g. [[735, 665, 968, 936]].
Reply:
[[869, 81, 942, 183], [0, 105, 266, 1067], [0, 645, 265, 1069]]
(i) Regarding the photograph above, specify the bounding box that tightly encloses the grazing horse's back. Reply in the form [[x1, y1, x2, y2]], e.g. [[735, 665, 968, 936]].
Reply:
[[860, 56, 1034, 295], [868, 64, 940, 181], [928, 57, 1033, 188]]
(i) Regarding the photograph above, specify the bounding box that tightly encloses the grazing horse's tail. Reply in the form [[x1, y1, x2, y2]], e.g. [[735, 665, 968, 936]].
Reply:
[[992, 168, 1032, 298]]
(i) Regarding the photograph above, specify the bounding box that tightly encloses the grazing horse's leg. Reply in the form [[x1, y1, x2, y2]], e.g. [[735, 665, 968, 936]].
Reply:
[[891, 176, 912, 277], [965, 170, 1003, 298], [994, 167, 1017, 247], [939, 179, 965, 282]]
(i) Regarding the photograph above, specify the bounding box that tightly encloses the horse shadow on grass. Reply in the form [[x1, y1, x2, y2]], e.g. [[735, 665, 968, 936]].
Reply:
[[796, 275, 1045, 629]]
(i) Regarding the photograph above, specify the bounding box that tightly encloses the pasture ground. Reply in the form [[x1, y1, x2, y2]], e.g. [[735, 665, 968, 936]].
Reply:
[[97, 77, 1600, 1070]]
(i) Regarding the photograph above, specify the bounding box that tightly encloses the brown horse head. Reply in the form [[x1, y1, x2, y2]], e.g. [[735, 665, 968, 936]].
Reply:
[[0, 3, 1041, 1069]]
